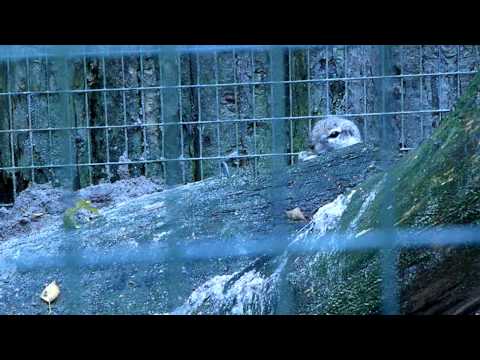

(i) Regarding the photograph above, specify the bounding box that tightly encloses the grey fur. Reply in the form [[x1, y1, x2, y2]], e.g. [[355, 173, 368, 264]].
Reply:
[[310, 116, 362, 154]]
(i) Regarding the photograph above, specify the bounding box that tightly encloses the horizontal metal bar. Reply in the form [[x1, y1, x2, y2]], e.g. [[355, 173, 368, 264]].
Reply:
[[7, 226, 480, 272], [0, 70, 476, 97], [0, 45, 284, 60], [0, 108, 452, 134], [0, 152, 308, 172], [6, 45, 388, 60]]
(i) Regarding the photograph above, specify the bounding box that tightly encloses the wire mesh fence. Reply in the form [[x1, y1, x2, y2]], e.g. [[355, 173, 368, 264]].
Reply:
[[0, 45, 479, 315], [0, 45, 479, 206]]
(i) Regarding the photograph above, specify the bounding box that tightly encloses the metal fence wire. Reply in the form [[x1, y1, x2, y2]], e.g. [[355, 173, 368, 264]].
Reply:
[[0, 45, 479, 205], [0, 45, 480, 315]]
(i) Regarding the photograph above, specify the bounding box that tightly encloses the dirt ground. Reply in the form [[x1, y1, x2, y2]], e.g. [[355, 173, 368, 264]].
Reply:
[[0, 176, 165, 242]]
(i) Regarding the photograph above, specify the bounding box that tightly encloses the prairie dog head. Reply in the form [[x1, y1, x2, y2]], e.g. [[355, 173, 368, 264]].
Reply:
[[310, 116, 362, 154]]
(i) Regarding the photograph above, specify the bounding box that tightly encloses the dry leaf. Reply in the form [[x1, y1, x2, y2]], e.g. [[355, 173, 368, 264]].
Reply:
[[40, 281, 60, 304], [285, 207, 307, 221], [31, 212, 44, 220]]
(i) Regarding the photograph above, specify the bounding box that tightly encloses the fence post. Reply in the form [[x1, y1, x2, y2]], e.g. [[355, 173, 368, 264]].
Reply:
[[52, 47, 82, 314], [161, 46, 183, 186], [270, 46, 294, 314], [377, 45, 400, 315]]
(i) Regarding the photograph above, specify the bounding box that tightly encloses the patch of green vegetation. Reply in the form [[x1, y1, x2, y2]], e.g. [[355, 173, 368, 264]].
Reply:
[[312, 72, 480, 314], [341, 74, 480, 232], [63, 199, 99, 230], [301, 250, 382, 315], [290, 51, 310, 157], [337, 173, 384, 232], [323, 256, 382, 315]]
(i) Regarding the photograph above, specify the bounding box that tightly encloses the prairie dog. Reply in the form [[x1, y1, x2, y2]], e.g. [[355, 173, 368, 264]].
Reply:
[[298, 116, 362, 161], [310, 116, 362, 154]]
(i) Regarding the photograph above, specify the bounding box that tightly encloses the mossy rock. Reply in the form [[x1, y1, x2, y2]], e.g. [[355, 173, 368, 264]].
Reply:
[[314, 72, 480, 314], [63, 199, 100, 230]]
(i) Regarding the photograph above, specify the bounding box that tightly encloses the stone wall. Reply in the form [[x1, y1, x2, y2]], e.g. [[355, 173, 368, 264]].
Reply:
[[0, 45, 478, 203]]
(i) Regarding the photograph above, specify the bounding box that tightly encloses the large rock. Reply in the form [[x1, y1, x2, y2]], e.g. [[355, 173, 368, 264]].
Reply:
[[315, 71, 480, 314], [174, 70, 480, 315], [0, 142, 393, 314]]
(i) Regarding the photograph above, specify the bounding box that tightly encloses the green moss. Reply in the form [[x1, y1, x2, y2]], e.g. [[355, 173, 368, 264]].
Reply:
[[314, 252, 382, 315], [63, 199, 99, 230], [337, 173, 384, 232], [312, 72, 480, 314], [290, 51, 310, 156], [344, 73, 480, 231]]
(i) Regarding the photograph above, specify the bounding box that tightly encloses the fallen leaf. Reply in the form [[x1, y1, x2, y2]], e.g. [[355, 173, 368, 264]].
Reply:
[[40, 281, 60, 304], [31, 212, 44, 220]]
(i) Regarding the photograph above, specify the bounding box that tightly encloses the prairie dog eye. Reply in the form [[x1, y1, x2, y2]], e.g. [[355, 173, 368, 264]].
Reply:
[[328, 130, 341, 138]]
